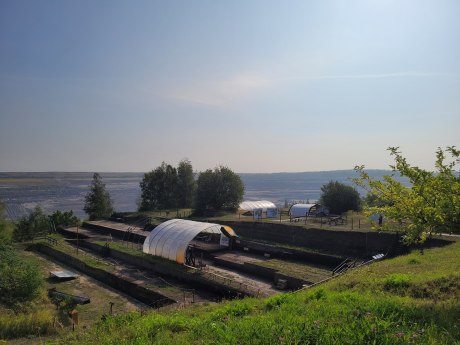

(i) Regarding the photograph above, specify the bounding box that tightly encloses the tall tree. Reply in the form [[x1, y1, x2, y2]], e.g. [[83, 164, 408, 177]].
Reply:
[[84, 173, 113, 220], [319, 181, 361, 214], [354, 146, 460, 243], [176, 159, 196, 208], [139, 162, 178, 211], [195, 166, 244, 211]]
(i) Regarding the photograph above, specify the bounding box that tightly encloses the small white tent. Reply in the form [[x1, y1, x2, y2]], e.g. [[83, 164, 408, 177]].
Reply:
[[288, 203, 329, 218], [239, 200, 278, 218]]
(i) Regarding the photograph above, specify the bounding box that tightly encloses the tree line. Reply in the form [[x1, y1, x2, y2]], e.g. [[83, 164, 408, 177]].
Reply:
[[138, 159, 244, 213]]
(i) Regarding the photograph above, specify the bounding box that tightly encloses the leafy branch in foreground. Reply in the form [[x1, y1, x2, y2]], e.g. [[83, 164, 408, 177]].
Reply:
[[353, 146, 460, 244]]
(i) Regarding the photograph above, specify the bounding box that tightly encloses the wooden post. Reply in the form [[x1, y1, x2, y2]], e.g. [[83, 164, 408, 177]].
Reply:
[[351, 218, 354, 230], [320, 217, 323, 228], [76, 226, 79, 256], [358, 219, 361, 229]]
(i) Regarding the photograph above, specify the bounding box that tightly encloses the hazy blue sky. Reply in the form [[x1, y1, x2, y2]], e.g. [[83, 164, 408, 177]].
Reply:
[[1, 0, 459, 172]]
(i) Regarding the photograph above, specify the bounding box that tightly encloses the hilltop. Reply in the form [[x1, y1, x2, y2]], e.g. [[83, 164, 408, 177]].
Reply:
[[60, 237, 459, 345]]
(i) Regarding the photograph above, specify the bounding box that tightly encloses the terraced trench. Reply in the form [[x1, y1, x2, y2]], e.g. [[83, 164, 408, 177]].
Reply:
[[43, 219, 400, 311]]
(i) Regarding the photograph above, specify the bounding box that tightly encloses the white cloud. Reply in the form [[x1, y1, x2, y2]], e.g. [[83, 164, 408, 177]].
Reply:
[[284, 71, 445, 81], [164, 74, 271, 107]]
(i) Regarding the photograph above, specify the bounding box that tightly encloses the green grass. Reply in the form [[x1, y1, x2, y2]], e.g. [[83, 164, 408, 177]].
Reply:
[[55, 241, 460, 344], [0, 309, 54, 340]]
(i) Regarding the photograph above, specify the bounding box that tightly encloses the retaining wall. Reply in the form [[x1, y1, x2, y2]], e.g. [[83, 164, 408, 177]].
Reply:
[[223, 221, 453, 258], [234, 238, 344, 267], [34, 243, 175, 308], [73, 240, 252, 298]]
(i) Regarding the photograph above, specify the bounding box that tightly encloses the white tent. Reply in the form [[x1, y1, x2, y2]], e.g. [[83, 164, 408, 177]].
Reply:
[[142, 219, 236, 264], [288, 203, 329, 218], [239, 200, 278, 218]]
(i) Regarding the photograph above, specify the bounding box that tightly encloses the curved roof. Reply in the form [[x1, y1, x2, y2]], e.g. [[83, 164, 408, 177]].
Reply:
[[288, 203, 317, 217], [239, 200, 277, 212], [142, 219, 235, 264]]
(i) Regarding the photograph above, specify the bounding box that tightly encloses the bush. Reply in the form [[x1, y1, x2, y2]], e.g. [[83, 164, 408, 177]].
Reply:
[[50, 210, 80, 228], [319, 181, 361, 214], [0, 245, 43, 305], [13, 206, 50, 242]]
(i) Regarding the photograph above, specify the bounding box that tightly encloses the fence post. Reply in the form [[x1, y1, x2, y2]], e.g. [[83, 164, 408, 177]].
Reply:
[[358, 219, 361, 229], [351, 218, 354, 230]]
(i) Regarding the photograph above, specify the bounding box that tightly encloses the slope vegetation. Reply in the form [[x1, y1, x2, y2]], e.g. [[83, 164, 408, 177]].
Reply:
[[62, 239, 460, 345]]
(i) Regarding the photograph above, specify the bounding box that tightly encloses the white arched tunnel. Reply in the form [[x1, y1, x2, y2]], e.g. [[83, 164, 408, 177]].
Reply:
[[142, 219, 236, 264]]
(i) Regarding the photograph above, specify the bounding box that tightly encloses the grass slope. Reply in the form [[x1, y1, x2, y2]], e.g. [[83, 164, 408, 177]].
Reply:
[[59, 240, 460, 345]]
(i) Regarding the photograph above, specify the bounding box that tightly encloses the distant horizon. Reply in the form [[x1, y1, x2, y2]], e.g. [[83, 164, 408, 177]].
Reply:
[[0, 168, 396, 175]]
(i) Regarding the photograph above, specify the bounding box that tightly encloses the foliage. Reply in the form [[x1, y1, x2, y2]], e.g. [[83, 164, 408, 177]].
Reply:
[[50, 210, 80, 228], [363, 192, 392, 207], [176, 159, 196, 208], [0, 199, 13, 244], [195, 166, 244, 211], [0, 245, 43, 306], [139, 162, 179, 211], [13, 206, 50, 242], [354, 146, 460, 243], [84, 173, 114, 220], [63, 242, 460, 345], [0, 309, 54, 339], [319, 180, 361, 214]]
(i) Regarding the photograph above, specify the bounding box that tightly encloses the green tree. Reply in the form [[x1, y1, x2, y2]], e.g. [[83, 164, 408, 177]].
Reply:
[[319, 181, 361, 214], [13, 206, 49, 242], [50, 210, 80, 228], [354, 146, 460, 244], [176, 159, 196, 208], [84, 173, 113, 220], [0, 200, 13, 244], [195, 166, 244, 211], [139, 162, 178, 211]]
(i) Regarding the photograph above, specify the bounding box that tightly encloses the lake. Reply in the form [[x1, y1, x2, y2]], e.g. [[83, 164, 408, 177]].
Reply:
[[0, 170, 399, 220]]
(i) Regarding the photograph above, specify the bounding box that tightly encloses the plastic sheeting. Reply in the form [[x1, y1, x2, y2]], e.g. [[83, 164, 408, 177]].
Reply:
[[288, 203, 329, 218], [142, 219, 235, 264], [239, 200, 276, 212]]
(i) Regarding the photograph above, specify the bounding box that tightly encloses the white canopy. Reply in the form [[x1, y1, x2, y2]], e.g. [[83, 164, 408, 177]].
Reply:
[[289, 204, 321, 218], [239, 200, 277, 212], [142, 219, 235, 264]]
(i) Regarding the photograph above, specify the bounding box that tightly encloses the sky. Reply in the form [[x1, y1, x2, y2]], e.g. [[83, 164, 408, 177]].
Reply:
[[0, 0, 459, 173]]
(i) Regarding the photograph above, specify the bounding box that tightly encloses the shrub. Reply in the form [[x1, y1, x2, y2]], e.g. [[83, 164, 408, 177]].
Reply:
[[0, 245, 43, 305]]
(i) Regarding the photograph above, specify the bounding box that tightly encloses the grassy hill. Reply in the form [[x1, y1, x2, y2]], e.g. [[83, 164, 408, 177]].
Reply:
[[61, 238, 460, 345]]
